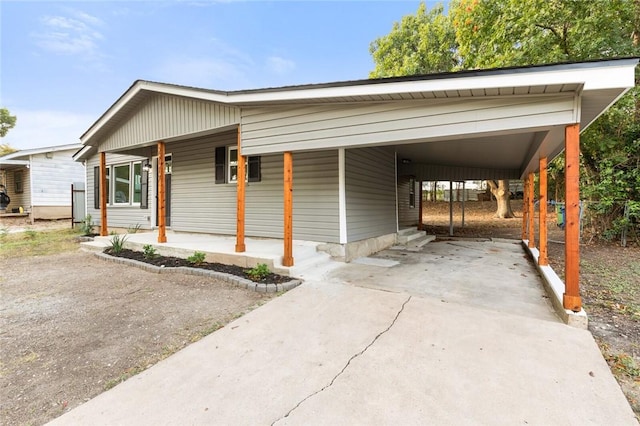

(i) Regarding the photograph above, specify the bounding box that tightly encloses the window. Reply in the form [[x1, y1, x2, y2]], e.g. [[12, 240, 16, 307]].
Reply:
[[409, 178, 416, 208], [215, 146, 261, 184], [228, 146, 242, 183], [94, 161, 143, 208], [106, 167, 110, 204], [14, 170, 23, 194], [133, 163, 142, 203], [114, 164, 131, 204]]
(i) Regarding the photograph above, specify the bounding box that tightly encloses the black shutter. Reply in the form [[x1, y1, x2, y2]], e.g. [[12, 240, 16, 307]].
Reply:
[[94, 166, 100, 209], [215, 146, 226, 184], [140, 165, 149, 209], [248, 156, 261, 182]]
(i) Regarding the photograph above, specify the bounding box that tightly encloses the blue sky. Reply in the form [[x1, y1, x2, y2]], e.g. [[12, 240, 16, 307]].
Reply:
[[0, 0, 431, 150]]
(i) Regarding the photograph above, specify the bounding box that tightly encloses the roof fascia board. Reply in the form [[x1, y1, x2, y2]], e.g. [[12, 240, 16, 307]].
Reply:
[[0, 159, 30, 166], [0, 143, 82, 160], [229, 62, 636, 104], [582, 86, 633, 133], [81, 80, 147, 144], [73, 145, 95, 162]]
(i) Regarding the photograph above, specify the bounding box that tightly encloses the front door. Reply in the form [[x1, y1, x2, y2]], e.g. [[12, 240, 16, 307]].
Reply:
[[156, 154, 172, 227]]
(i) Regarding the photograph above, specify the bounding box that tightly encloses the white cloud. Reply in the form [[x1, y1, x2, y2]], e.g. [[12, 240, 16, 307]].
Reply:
[[1, 109, 95, 151], [33, 10, 104, 58], [266, 56, 296, 75]]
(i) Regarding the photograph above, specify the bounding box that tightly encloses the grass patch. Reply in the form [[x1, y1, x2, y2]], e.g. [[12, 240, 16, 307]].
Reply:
[[600, 343, 640, 380], [0, 228, 82, 259], [582, 256, 640, 314]]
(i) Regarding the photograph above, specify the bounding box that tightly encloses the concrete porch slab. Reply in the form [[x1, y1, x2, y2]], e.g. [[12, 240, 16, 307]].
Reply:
[[81, 231, 333, 277]]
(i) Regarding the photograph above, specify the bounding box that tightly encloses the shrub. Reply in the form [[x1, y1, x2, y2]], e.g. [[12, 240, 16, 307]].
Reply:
[[109, 234, 128, 254], [246, 263, 270, 281], [80, 215, 94, 236], [143, 244, 157, 259], [127, 223, 142, 234], [187, 251, 206, 266]]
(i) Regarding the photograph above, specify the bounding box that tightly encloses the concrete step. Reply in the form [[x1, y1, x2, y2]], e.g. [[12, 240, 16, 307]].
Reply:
[[287, 252, 342, 281], [397, 228, 420, 237], [397, 229, 426, 244], [405, 235, 436, 251]]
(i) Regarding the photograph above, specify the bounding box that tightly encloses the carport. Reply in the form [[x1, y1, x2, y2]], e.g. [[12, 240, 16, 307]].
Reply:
[[237, 58, 637, 317]]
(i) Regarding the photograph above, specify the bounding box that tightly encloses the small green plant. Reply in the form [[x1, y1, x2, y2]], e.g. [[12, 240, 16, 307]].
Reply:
[[80, 215, 94, 236], [246, 263, 271, 281], [143, 244, 157, 259], [24, 230, 38, 239], [0, 227, 8, 240], [187, 251, 206, 266], [127, 223, 142, 234], [109, 234, 128, 254]]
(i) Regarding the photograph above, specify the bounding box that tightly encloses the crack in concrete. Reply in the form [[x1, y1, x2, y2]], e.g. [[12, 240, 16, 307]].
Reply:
[[271, 295, 412, 425]]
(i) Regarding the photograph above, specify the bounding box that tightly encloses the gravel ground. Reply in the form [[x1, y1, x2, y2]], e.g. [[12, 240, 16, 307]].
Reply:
[[0, 250, 273, 426]]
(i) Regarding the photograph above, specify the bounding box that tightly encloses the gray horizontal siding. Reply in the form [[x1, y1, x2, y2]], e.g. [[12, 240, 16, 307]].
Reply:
[[345, 147, 397, 242], [101, 94, 240, 152], [240, 95, 576, 155], [87, 153, 152, 230], [169, 131, 237, 234], [169, 130, 340, 242]]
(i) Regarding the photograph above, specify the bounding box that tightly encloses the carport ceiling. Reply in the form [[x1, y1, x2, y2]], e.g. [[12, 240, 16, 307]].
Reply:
[[395, 132, 540, 170]]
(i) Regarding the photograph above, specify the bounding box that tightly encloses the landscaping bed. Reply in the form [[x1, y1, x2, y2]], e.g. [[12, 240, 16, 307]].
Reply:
[[104, 248, 292, 286]]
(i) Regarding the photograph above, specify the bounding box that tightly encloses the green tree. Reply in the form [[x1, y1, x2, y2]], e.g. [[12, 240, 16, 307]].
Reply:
[[0, 143, 16, 157], [371, 0, 640, 232], [369, 3, 457, 78], [0, 108, 17, 138]]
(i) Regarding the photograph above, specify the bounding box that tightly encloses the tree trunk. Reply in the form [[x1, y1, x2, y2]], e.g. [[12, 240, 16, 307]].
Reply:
[[487, 179, 515, 218]]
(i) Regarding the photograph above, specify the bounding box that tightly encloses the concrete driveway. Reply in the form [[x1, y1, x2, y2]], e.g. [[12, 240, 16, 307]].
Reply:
[[49, 240, 637, 425]]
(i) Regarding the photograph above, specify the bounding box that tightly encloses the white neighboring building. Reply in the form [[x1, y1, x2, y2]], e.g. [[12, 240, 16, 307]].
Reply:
[[0, 144, 84, 220]]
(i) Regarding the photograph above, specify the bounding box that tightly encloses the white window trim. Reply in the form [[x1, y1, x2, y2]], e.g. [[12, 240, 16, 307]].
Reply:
[[228, 146, 238, 183], [109, 161, 142, 206], [227, 145, 248, 184]]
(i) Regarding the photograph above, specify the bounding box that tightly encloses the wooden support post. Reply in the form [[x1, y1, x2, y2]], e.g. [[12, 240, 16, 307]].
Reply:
[[99, 152, 108, 236], [527, 172, 535, 248], [564, 123, 582, 311], [522, 175, 529, 241], [418, 180, 423, 230], [461, 181, 466, 228], [449, 181, 454, 236], [235, 125, 246, 252], [538, 157, 548, 266], [283, 152, 294, 267], [157, 142, 167, 243]]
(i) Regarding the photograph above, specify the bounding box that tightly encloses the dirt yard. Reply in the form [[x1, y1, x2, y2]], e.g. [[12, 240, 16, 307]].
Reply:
[[0, 250, 273, 426], [424, 200, 640, 417]]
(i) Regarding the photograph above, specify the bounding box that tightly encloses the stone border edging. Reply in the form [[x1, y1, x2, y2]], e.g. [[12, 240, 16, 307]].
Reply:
[[94, 252, 302, 293]]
